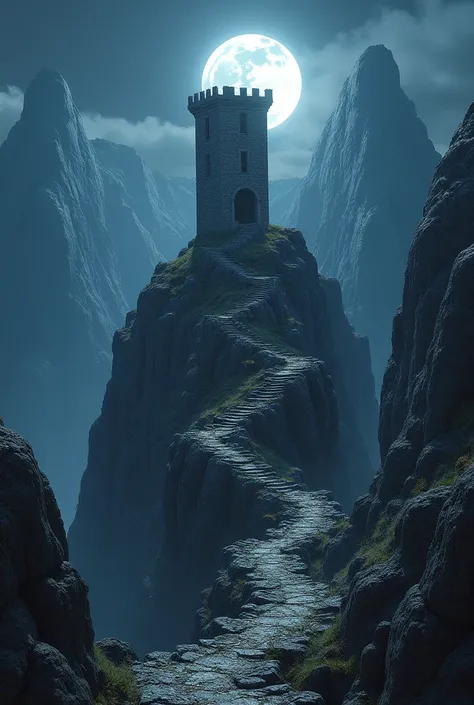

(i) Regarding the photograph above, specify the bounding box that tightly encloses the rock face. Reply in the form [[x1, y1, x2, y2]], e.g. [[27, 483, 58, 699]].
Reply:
[[269, 179, 300, 228], [0, 423, 99, 705], [69, 223, 378, 655], [318, 101, 474, 704], [0, 69, 184, 528], [291, 45, 440, 390]]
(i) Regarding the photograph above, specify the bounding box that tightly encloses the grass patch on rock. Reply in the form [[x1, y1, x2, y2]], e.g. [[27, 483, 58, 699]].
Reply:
[[94, 646, 140, 705], [287, 615, 357, 690], [356, 513, 396, 568], [432, 451, 473, 488], [412, 439, 474, 496], [233, 225, 290, 276], [159, 246, 194, 297]]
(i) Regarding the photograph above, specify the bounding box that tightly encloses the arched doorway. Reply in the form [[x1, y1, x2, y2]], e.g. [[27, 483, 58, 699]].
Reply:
[[234, 188, 258, 225]]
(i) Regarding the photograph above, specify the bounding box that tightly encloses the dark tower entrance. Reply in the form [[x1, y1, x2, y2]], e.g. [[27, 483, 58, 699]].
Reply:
[[234, 188, 257, 224]]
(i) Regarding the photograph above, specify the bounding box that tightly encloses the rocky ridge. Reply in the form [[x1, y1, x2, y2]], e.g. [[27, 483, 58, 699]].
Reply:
[[70, 221, 377, 667], [309, 101, 474, 704], [290, 45, 440, 390]]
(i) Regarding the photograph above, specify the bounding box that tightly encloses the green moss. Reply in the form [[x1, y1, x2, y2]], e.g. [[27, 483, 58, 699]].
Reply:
[[193, 283, 244, 315], [412, 440, 474, 494], [356, 513, 396, 568], [233, 226, 289, 275], [159, 247, 194, 296], [287, 615, 357, 690], [332, 517, 350, 533], [94, 646, 140, 705], [250, 441, 299, 482], [412, 477, 428, 496], [432, 453, 473, 487]]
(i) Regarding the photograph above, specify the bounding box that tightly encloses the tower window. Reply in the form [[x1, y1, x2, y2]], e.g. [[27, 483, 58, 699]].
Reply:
[[205, 154, 211, 177], [205, 117, 210, 140], [240, 150, 248, 173], [239, 112, 247, 135]]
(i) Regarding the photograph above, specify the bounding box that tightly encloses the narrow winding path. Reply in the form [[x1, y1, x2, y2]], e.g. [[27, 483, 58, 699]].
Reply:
[[134, 227, 343, 704]]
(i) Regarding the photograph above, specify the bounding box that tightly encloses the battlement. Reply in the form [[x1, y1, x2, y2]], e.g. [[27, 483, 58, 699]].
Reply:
[[188, 86, 273, 113]]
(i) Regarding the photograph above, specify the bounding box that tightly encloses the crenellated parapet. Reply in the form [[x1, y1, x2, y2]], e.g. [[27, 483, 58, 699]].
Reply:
[[188, 85, 273, 115]]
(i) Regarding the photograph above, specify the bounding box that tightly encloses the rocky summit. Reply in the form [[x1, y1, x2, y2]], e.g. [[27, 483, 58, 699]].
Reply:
[[69, 221, 378, 667], [289, 45, 440, 390]]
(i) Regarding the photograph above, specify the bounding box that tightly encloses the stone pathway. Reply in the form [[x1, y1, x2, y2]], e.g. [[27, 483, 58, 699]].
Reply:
[[133, 227, 342, 704]]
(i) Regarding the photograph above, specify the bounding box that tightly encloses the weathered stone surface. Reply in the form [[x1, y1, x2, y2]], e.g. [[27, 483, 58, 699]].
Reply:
[[342, 556, 406, 657], [338, 98, 474, 704], [0, 425, 99, 704], [395, 488, 449, 582], [289, 44, 439, 389], [380, 586, 467, 705], [419, 466, 474, 624], [379, 101, 474, 474], [358, 621, 390, 700], [95, 637, 139, 665]]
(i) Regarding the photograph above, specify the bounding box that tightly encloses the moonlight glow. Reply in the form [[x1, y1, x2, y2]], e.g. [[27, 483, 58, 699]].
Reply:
[[202, 34, 302, 129]]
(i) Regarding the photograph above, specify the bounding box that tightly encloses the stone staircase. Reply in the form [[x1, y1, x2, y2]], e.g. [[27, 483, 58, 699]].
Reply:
[[134, 227, 343, 704]]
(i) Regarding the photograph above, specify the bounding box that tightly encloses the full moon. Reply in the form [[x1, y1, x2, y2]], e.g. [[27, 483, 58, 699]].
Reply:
[[202, 34, 302, 130]]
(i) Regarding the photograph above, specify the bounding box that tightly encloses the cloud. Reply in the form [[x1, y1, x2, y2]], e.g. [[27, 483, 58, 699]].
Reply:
[[270, 0, 474, 177], [0, 85, 23, 144], [0, 87, 195, 177], [0, 1, 473, 180], [81, 113, 195, 176]]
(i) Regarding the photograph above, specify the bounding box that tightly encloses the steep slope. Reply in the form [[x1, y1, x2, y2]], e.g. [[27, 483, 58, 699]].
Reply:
[[0, 69, 181, 527], [151, 169, 196, 249], [291, 45, 440, 390], [296, 101, 474, 705], [269, 178, 300, 228], [69, 223, 378, 658], [0, 420, 100, 705]]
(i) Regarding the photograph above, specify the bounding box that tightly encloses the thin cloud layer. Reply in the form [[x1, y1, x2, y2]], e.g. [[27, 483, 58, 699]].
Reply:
[[0, 0, 473, 179]]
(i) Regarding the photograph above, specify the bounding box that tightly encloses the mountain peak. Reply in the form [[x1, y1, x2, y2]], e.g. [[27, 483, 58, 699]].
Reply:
[[22, 68, 76, 126], [352, 44, 400, 94]]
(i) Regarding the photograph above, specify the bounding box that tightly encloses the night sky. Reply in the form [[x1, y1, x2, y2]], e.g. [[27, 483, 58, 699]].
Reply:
[[1, 0, 473, 178]]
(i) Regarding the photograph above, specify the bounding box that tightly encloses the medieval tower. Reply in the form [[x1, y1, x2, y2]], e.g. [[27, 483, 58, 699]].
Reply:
[[188, 86, 273, 237]]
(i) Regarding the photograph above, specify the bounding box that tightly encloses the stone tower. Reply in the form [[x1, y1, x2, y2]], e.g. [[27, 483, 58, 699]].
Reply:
[[188, 86, 273, 238]]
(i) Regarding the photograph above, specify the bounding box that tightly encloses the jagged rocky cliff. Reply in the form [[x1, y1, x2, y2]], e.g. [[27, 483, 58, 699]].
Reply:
[[69, 222, 378, 659], [290, 45, 440, 390], [303, 100, 474, 705], [0, 69, 185, 528], [0, 420, 99, 705]]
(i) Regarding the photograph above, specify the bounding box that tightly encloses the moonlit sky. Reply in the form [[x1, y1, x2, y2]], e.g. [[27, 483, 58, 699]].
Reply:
[[201, 35, 302, 129], [0, 0, 473, 179]]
